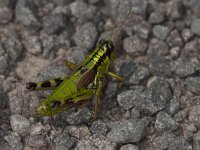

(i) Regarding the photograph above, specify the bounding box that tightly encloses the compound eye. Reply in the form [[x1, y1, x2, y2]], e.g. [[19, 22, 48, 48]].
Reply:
[[99, 39, 105, 45], [107, 42, 114, 51]]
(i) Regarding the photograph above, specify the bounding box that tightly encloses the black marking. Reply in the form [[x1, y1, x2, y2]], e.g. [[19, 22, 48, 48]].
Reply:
[[54, 78, 63, 86], [80, 68, 87, 74], [41, 81, 51, 87], [26, 82, 37, 91]]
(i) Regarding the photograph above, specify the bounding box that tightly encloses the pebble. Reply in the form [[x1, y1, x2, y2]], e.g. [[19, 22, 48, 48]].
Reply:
[[107, 118, 148, 143], [174, 110, 187, 123], [0, 7, 13, 24], [10, 114, 30, 135], [120, 144, 140, 150], [188, 105, 200, 128], [148, 56, 171, 76], [153, 25, 170, 40], [15, 0, 41, 29], [168, 96, 180, 116], [123, 36, 147, 56], [168, 137, 192, 150], [171, 57, 196, 77], [24, 35, 42, 55], [169, 46, 181, 59], [75, 135, 116, 150], [152, 132, 176, 150], [53, 130, 76, 150], [43, 10, 66, 34], [149, 11, 165, 24], [193, 131, 200, 150], [118, 79, 172, 115], [72, 22, 98, 49], [0, 56, 8, 75], [191, 18, 200, 36], [147, 38, 169, 56], [166, 29, 183, 47], [90, 120, 108, 136], [155, 111, 180, 133], [181, 28, 194, 42], [4, 132, 23, 150], [60, 107, 92, 124], [185, 77, 200, 94]]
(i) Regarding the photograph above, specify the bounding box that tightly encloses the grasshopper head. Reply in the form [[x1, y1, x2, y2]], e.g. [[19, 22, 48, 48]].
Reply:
[[98, 39, 115, 60]]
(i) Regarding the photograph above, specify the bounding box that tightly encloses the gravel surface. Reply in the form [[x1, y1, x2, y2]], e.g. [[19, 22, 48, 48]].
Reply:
[[0, 0, 200, 149]]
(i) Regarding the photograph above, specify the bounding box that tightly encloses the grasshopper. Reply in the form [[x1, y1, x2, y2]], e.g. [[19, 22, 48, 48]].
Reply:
[[26, 3, 131, 120]]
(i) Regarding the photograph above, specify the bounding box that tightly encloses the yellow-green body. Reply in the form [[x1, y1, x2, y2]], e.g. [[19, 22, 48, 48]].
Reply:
[[26, 40, 122, 117]]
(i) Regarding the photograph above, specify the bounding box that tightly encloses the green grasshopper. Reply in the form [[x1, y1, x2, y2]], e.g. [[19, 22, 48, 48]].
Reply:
[[26, 4, 131, 120]]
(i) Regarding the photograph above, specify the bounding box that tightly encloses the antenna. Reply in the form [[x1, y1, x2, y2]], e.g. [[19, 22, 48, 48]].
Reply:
[[109, 1, 120, 40], [109, 1, 132, 42]]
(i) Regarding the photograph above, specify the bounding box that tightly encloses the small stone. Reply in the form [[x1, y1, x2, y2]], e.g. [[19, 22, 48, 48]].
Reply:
[[0, 80, 8, 109], [133, 22, 150, 39], [53, 130, 76, 150], [60, 107, 92, 124], [185, 77, 200, 94], [147, 38, 169, 56], [153, 25, 170, 40], [191, 18, 200, 36], [193, 131, 200, 150], [189, 0, 200, 17], [8, 83, 25, 114], [149, 11, 164, 24], [166, 29, 183, 47], [169, 46, 181, 59], [117, 87, 143, 110], [88, 0, 99, 4], [75, 135, 116, 150], [129, 65, 149, 84], [174, 110, 187, 123], [51, 0, 72, 5], [70, 1, 96, 22], [186, 123, 197, 133], [171, 57, 196, 77], [0, 7, 13, 24], [148, 56, 171, 76], [120, 144, 139, 150], [72, 22, 97, 49], [123, 36, 147, 56], [118, 79, 172, 115], [167, 0, 185, 20], [131, 108, 140, 119], [43, 10, 66, 34], [41, 34, 56, 59], [107, 118, 148, 143], [184, 38, 198, 52], [15, 0, 41, 29], [30, 122, 44, 135], [4, 132, 23, 150], [155, 111, 180, 133], [10, 114, 30, 135], [90, 120, 108, 136], [168, 96, 180, 116], [119, 62, 139, 81], [188, 105, 200, 128], [168, 137, 191, 150], [24, 35, 42, 55], [175, 20, 185, 31], [181, 28, 194, 42], [24, 134, 48, 149], [152, 132, 176, 150], [66, 125, 91, 139]]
